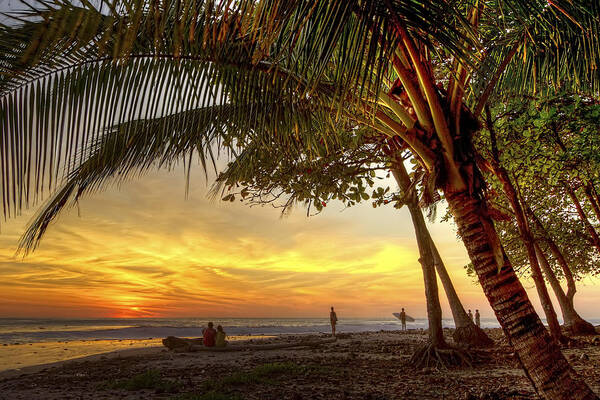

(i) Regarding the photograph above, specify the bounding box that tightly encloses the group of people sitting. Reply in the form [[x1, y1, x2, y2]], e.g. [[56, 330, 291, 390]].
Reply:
[[202, 322, 228, 347]]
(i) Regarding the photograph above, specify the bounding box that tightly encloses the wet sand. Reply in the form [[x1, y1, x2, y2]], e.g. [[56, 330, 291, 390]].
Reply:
[[0, 329, 599, 400], [0, 335, 267, 372]]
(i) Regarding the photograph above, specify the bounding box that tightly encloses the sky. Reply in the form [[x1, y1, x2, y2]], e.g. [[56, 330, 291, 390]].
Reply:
[[1, 165, 600, 320], [0, 0, 599, 322]]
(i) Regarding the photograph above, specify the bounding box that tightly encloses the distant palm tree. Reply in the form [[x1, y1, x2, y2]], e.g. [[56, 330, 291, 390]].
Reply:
[[1, 1, 599, 399]]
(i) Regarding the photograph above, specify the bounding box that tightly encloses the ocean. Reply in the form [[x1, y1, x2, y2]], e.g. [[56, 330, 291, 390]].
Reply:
[[0, 317, 509, 345]]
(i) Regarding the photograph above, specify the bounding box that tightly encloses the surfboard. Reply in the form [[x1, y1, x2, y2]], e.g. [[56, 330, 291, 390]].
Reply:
[[392, 312, 415, 322]]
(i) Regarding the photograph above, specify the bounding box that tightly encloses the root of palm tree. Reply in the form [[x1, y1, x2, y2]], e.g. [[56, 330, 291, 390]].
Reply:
[[554, 333, 571, 347], [564, 319, 598, 336], [453, 325, 495, 348], [409, 343, 488, 370]]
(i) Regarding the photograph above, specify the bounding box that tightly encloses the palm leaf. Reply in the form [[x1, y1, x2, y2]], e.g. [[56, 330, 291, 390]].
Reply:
[[1, 0, 472, 225]]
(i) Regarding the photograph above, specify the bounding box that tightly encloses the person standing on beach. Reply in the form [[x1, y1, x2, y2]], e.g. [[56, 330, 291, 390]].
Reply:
[[468, 309, 474, 323], [202, 322, 217, 347], [475, 310, 481, 328], [400, 308, 407, 331], [330, 307, 338, 336]]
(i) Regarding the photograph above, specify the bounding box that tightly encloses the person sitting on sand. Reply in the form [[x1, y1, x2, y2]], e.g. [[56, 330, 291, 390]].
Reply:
[[475, 309, 481, 328], [400, 308, 406, 331], [330, 306, 338, 336], [215, 325, 228, 347], [202, 322, 217, 347]]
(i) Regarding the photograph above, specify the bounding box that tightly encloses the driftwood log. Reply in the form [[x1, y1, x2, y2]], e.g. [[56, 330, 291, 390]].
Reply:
[[162, 336, 204, 351], [162, 336, 337, 352]]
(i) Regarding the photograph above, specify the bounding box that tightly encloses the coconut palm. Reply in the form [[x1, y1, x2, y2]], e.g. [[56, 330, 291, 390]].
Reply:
[[1, 1, 600, 399]]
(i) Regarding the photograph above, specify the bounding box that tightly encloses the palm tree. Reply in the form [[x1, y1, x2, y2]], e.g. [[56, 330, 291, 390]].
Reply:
[[1, 1, 599, 398], [390, 157, 494, 356]]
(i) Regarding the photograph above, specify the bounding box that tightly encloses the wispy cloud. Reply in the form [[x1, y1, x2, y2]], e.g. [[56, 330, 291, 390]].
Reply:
[[1, 167, 599, 319]]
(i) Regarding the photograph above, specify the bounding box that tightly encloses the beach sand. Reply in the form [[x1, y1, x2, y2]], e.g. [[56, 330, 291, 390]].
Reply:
[[0, 339, 163, 372], [0, 335, 266, 372], [0, 328, 599, 399]]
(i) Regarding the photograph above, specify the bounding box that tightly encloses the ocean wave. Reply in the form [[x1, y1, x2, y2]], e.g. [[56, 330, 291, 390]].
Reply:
[[0, 317, 523, 344]]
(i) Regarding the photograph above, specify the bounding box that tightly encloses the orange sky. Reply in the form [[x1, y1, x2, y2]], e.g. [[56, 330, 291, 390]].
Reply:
[[1, 166, 600, 320]]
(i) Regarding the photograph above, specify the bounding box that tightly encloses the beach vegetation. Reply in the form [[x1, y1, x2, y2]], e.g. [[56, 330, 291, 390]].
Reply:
[[174, 392, 243, 400], [104, 369, 180, 393], [175, 362, 325, 399], [201, 362, 308, 391]]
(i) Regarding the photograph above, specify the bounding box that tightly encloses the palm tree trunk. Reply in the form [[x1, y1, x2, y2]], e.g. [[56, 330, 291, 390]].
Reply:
[[429, 237, 494, 347], [392, 165, 493, 347], [428, 240, 471, 328], [566, 186, 600, 254], [491, 164, 564, 343], [444, 189, 598, 400], [534, 243, 596, 335], [392, 165, 445, 347]]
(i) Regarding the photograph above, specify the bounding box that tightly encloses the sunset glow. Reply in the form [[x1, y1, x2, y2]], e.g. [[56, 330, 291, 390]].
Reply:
[[1, 167, 599, 320]]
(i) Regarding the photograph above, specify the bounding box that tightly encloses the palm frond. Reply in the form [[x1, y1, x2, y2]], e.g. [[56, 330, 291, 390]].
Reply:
[[471, 0, 600, 108], [17, 68, 343, 252], [1, 0, 472, 225]]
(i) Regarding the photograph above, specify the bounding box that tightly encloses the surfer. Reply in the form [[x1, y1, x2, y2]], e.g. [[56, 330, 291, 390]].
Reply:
[[330, 306, 338, 336], [400, 308, 406, 331]]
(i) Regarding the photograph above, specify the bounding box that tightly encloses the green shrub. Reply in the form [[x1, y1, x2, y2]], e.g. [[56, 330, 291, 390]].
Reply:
[[174, 392, 243, 400], [106, 369, 179, 392]]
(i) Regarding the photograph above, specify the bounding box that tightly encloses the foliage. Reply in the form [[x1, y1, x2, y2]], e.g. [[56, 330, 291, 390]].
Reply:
[[199, 362, 318, 392], [0, 0, 598, 251], [105, 369, 180, 392], [174, 393, 243, 400], [213, 126, 411, 215], [475, 94, 600, 279]]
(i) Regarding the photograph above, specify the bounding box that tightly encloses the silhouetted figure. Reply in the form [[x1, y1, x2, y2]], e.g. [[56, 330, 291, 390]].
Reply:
[[216, 325, 227, 347], [202, 322, 216, 347], [330, 306, 338, 336], [400, 308, 407, 331], [468, 309, 474, 323], [475, 309, 481, 328]]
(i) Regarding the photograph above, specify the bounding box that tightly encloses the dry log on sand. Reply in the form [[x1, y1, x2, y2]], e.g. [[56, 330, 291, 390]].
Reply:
[[162, 336, 204, 351], [162, 336, 337, 352]]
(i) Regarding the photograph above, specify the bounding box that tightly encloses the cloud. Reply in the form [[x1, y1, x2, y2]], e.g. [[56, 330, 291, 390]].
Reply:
[[3, 166, 597, 320]]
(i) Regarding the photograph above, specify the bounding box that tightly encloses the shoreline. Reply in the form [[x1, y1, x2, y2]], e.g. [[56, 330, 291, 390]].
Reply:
[[0, 329, 598, 399], [0, 335, 276, 374]]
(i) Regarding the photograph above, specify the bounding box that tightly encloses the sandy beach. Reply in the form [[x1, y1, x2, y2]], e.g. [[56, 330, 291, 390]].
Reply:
[[0, 335, 269, 373], [1, 328, 599, 399]]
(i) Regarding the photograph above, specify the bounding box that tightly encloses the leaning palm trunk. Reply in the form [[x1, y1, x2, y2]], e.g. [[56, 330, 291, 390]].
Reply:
[[484, 107, 566, 343], [392, 164, 445, 348], [429, 240, 494, 347], [535, 244, 597, 335], [393, 163, 478, 368], [445, 189, 596, 400], [489, 164, 565, 343], [392, 163, 493, 347]]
